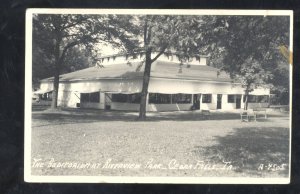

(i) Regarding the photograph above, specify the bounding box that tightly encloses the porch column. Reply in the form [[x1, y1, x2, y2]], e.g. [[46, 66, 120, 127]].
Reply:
[[145, 93, 149, 112], [99, 92, 105, 109]]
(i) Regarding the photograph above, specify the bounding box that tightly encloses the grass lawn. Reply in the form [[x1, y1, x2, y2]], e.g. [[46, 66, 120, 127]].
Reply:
[[30, 106, 290, 178]]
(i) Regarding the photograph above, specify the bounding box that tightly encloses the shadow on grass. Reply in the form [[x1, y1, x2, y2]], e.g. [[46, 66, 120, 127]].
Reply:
[[32, 105, 289, 127], [32, 111, 241, 127], [193, 127, 290, 177], [32, 105, 50, 111]]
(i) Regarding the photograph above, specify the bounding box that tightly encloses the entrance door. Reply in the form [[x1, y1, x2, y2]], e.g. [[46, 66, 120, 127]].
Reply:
[[193, 94, 201, 110], [236, 95, 241, 109], [217, 94, 222, 109], [104, 93, 112, 110]]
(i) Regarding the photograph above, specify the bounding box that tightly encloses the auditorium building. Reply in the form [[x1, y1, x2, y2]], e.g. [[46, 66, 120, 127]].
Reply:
[[35, 52, 270, 111]]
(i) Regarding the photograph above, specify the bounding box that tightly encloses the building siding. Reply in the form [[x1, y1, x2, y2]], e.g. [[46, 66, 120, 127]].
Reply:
[[40, 75, 270, 112]]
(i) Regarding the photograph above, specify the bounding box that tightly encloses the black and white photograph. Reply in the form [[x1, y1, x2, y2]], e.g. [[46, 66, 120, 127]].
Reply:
[[24, 9, 293, 183]]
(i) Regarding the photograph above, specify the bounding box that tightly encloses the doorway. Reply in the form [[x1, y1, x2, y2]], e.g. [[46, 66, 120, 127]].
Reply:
[[236, 95, 242, 109], [193, 94, 201, 110], [217, 94, 222, 109], [104, 93, 112, 110]]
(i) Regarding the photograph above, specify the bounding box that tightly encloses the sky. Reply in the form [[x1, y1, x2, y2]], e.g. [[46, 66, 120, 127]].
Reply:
[[97, 43, 120, 56]]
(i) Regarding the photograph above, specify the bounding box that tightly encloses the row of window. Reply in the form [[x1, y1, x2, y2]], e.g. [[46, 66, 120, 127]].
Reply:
[[244, 95, 269, 103], [80, 92, 269, 104], [110, 93, 192, 104], [227, 94, 269, 103], [111, 93, 141, 104], [148, 93, 192, 104], [111, 93, 210, 104]]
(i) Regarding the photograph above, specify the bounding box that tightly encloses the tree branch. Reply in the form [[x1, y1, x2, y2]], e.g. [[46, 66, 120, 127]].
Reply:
[[144, 17, 148, 46], [145, 15, 156, 45], [151, 45, 167, 63], [62, 33, 83, 38], [59, 40, 80, 63], [61, 17, 88, 30]]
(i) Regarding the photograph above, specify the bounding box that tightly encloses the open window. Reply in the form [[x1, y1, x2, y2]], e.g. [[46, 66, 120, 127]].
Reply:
[[80, 92, 100, 103], [202, 94, 212, 103]]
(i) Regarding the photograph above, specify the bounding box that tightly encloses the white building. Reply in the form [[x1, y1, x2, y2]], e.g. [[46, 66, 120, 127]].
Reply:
[[37, 52, 270, 111]]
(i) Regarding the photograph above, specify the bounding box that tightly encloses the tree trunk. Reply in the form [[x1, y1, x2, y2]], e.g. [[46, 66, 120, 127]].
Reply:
[[51, 38, 61, 109], [244, 89, 249, 110], [51, 72, 59, 109], [138, 49, 152, 120]]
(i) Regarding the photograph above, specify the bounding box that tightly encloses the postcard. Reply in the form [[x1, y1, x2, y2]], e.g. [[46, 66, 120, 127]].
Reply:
[[24, 9, 293, 183]]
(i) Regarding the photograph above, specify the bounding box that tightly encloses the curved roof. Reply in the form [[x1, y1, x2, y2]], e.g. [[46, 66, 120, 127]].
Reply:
[[41, 60, 234, 83]]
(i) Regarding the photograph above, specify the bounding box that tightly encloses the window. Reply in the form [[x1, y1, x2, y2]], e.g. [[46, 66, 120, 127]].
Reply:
[[257, 95, 269, 103], [111, 93, 141, 103], [248, 95, 257, 103], [148, 93, 156, 103], [149, 93, 171, 104], [80, 92, 100, 103], [40, 91, 52, 101], [202, 94, 212, 103], [111, 94, 128, 102], [243, 95, 258, 103], [81, 93, 90, 102], [227, 95, 235, 103], [243, 95, 270, 103], [128, 93, 141, 104], [172, 94, 192, 104], [90, 92, 100, 102]]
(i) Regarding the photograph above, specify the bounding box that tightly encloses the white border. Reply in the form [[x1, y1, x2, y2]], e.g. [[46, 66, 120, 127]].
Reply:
[[288, 9, 293, 182], [24, 9, 293, 184], [26, 8, 292, 16], [27, 176, 289, 184]]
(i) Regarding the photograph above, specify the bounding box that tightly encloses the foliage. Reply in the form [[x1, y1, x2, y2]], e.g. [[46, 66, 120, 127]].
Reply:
[[33, 14, 138, 108], [33, 14, 290, 112], [32, 43, 90, 86], [223, 16, 288, 86], [122, 15, 289, 115], [202, 16, 290, 108], [122, 15, 214, 119]]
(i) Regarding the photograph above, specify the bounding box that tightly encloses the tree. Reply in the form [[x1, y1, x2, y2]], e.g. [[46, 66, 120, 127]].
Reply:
[[33, 14, 138, 109], [32, 42, 91, 87], [134, 15, 290, 113], [122, 15, 212, 120], [204, 16, 290, 109], [33, 14, 289, 115]]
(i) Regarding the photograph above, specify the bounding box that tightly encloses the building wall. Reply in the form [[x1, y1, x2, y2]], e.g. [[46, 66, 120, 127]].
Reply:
[[148, 103, 193, 112], [200, 94, 217, 110], [247, 103, 269, 109], [99, 92, 106, 109], [40, 79, 270, 111], [81, 102, 102, 109], [55, 91, 269, 111], [79, 92, 104, 109], [197, 94, 270, 111], [56, 90, 106, 109], [148, 78, 245, 94], [110, 102, 140, 111], [221, 94, 237, 110], [108, 103, 194, 112], [222, 102, 237, 110], [40, 79, 143, 94], [57, 91, 79, 108]]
